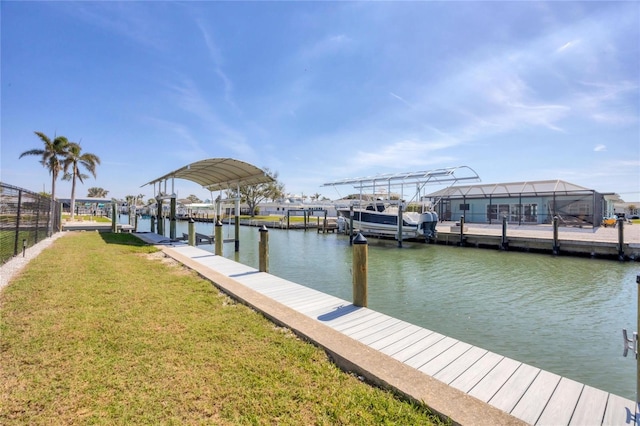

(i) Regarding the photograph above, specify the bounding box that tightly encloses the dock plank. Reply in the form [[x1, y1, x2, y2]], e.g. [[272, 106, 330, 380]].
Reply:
[[488, 364, 540, 413], [357, 320, 415, 346], [336, 312, 393, 334], [405, 336, 459, 369], [569, 386, 609, 426], [418, 341, 473, 376], [391, 332, 446, 363], [467, 356, 521, 401], [347, 318, 403, 341], [451, 351, 504, 393], [378, 328, 436, 357], [602, 393, 637, 426], [535, 377, 583, 426], [367, 324, 424, 350], [510, 369, 562, 425], [433, 346, 488, 384]]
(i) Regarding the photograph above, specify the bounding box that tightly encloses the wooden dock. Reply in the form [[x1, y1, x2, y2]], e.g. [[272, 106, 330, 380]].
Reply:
[[159, 242, 637, 425]]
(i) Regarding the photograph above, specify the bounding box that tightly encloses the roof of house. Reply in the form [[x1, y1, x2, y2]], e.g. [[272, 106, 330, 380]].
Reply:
[[426, 179, 595, 198]]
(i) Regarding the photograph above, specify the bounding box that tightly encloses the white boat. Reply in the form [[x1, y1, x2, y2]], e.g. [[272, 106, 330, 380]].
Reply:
[[325, 166, 480, 242], [337, 200, 438, 240]]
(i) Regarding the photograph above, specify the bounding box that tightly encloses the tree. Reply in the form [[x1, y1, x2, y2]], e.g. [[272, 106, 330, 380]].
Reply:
[[186, 194, 202, 204], [87, 187, 109, 198], [62, 142, 101, 219], [235, 168, 285, 217], [19, 131, 70, 235]]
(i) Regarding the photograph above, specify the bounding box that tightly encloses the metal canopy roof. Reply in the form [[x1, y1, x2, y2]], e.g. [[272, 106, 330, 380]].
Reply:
[[426, 179, 594, 198], [322, 166, 480, 190], [143, 158, 273, 192]]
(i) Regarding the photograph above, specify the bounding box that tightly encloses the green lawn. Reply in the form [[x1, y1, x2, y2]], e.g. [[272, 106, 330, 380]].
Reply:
[[0, 232, 443, 425]]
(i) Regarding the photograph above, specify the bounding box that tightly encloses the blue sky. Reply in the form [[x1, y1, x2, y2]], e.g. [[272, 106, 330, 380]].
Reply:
[[2, 1, 639, 202]]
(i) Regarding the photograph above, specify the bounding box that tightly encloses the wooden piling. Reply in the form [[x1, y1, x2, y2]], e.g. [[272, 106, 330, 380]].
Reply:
[[349, 205, 354, 245], [215, 220, 223, 256], [259, 225, 269, 273], [156, 197, 164, 236], [501, 215, 508, 250], [552, 216, 559, 255], [170, 196, 177, 240], [235, 198, 240, 252], [352, 233, 368, 307], [188, 218, 196, 246], [459, 215, 465, 246], [397, 204, 403, 248], [618, 217, 625, 260]]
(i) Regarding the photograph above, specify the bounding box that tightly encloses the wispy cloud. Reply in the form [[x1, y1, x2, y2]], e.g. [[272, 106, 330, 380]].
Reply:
[[163, 79, 254, 159], [555, 39, 581, 54], [302, 33, 355, 60], [196, 20, 238, 112], [594, 144, 606, 152], [389, 92, 413, 109]]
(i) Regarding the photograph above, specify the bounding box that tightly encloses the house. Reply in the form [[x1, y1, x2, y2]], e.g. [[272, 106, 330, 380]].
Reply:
[[426, 180, 609, 227]]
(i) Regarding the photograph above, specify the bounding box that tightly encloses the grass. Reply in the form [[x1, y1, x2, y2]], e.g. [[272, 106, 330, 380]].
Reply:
[[0, 232, 443, 425]]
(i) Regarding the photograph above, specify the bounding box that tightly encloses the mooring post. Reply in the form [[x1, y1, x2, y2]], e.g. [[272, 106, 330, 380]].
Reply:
[[349, 205, 354, 245], [188, 218, 196, 246], [459, 215, 465, 246], [111, 202, 117, 233], [501, 215, 508, 250], [259, 225, 269, 273], [156, 197, 164, 236], [215, 220, 223, 256], [169, 195, 177, 240], [352, 233, 368, 307], [552, 216, 559, 255], [150, 215, 156, 234], [397, 204, 403, 248], [234, 198, 240, 252], [618, 217, 625, 261]]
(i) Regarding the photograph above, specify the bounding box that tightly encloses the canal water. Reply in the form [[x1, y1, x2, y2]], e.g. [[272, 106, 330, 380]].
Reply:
[[133, 218, 638, 400]]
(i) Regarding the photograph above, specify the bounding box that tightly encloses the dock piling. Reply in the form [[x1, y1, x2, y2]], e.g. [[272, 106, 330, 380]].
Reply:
[[459, 215, 465, 247], [501, 215, 508, 250], [170, 196, 176, 240], [552, 216, 560, 255], [618, 217, 625, 260], [397, 204, 403, 248], [215, 220, 223, 256], [259, 225, 269, 273], [188, 218, 195, 246], [353, 233, 368, 307]]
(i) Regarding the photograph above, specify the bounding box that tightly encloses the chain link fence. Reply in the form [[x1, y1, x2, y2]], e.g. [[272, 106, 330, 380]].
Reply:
[[1, 182, 61, 265]]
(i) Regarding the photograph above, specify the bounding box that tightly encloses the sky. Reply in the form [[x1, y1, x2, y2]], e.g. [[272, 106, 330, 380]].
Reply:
[[1, 1, 639, 203]]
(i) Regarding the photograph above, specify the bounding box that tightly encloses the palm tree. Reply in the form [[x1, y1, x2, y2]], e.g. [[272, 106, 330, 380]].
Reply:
[[62, 142, 101, 219], [87, 187, 109, 198], [19, 131, 70, 236]]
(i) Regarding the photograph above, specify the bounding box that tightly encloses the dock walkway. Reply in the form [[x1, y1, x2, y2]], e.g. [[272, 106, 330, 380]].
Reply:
[[153, 239, 636, 426]]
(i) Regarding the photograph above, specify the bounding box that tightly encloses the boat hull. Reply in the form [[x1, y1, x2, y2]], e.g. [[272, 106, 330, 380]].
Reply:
[[337, 208, 437, 240]]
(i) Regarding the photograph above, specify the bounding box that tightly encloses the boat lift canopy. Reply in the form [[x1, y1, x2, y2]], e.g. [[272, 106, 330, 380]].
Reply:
[[322, 166, 481, 198], [142, 158, 274, 195]]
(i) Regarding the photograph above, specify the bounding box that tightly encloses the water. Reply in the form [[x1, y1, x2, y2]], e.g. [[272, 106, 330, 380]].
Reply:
[[132, 217, 639, 400]]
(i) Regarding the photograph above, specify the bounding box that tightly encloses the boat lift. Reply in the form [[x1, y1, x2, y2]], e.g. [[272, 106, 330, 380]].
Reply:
[[322, 166, 481, 243], [323, 165, 481, 206]]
